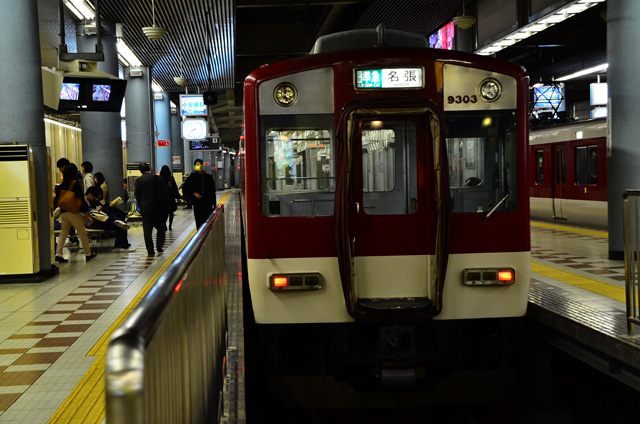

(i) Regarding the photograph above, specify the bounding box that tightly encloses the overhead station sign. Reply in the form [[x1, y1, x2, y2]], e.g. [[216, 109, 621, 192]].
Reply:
[[355, 68, 424, 89]]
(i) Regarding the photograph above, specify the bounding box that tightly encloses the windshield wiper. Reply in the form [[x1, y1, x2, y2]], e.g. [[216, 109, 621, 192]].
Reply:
[[482, 193, 510, 220]]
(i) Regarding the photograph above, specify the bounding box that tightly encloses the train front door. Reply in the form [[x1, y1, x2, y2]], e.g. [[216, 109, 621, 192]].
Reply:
[[344, 113, 436, 314], [552, 145, 567, 220]]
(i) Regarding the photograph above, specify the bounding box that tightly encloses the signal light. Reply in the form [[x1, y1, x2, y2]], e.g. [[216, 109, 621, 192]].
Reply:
[[269, 273, 324, 291], [463, 267, 515, 286], [273, 276, 288, 288], [498, 270, 514, 281]]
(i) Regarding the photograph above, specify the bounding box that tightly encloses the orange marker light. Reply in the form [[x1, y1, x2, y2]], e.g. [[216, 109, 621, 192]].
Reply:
[[273, 276, 288, 287], [498, 270, 514, 281]]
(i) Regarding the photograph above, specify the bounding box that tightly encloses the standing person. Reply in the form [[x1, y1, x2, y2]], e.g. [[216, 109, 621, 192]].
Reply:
[[160, 165, 180, 230], [134, 162, 169, 255], [54, 163, 97, 262], [94, 172, 109, 204], [81, 161, 95, 192], [183, 158, 216, 229]]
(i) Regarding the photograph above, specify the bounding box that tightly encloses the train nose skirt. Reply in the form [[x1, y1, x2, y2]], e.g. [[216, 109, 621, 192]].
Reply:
[[358, 297, 432, 310]]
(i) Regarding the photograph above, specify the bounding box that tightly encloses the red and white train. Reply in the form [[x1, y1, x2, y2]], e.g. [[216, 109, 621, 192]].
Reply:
[[529, 118, 608, 230], [240, 27, 531, 403]]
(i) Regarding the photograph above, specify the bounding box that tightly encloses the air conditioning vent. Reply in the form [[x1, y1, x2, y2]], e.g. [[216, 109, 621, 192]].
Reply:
[[0, 200, 30, 226], [0, 145, 28, 162]]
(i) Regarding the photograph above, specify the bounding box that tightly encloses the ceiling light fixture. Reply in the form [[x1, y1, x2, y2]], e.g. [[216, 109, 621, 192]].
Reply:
[[173, 49, 189, 87], [66, 0, 94, 19], [142, 0, 166, 41], [476, 0, 605, 56], [555, 63, 608, 81], [452, 1, 476, 30]]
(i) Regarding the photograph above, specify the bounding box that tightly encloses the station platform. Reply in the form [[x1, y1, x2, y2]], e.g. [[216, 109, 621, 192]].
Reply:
[[0, 190, 239, 424], [1, 195, 639, 422], [529, 221, 640, 388]]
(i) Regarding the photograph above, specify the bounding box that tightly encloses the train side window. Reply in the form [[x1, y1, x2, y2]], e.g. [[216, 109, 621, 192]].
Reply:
[[575, 145, 598, 185], [260, 114, 335, 217], [535, 150, 544, 184], [553, 147, 566, 184]]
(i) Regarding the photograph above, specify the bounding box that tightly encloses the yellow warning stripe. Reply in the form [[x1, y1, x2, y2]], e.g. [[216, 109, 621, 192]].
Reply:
[[47, 191, 233, 424], [532, 262, 626, 303], [531, 221, 608, 238]]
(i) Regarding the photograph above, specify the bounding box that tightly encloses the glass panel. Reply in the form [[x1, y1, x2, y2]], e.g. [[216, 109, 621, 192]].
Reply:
[[553, 147, 565, 184], [260, 114, 335, 217], [445, 110, 518, 214], [535, 150, 544, 184], [575, 145, 598, 185], [361, 120, 417, 215]]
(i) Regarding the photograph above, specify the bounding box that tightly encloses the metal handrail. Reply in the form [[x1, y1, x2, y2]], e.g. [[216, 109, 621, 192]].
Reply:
[[623, 190, 640, 335], [106, 204, 227, 423]]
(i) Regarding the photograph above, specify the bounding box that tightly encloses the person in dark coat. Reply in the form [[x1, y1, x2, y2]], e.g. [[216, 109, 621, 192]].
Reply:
[[160, 165, 180, 230], [53, 163, 96, 262], [182, 158, 217, 229], [134, 162, 169, 255]]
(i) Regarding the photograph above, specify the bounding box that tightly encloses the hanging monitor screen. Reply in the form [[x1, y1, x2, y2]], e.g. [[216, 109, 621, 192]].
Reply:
[[60, 83, 80, 100], [429, 21, 454, 50], [92, 84, 111, 101], [180, 94, 207, 116], [533, 84, 565, 111]]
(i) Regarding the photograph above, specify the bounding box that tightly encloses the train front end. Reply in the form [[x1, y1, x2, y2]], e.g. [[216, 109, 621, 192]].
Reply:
[[242, 31, 530, 400]]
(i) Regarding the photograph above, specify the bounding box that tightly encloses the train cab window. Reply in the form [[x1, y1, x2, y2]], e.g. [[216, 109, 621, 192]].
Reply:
[[444, 110, 518, 214], [575, 145, 598, 185], [260, 114, 335, 217], [535, 150, 544, 184], [361, 120, 417, 215]]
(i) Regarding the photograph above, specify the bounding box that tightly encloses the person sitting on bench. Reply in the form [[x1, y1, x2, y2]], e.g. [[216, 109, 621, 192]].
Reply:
[[84, 186, 135, 252]]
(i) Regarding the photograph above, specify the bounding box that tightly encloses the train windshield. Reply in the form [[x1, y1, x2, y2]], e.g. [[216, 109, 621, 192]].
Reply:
[[444, 110, 518, 214], [260, 114, 335, 217]]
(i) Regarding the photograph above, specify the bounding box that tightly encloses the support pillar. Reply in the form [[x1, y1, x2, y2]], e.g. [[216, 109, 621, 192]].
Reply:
[[124, 66, 153, 170], [76, 22, 124, 203], [154, 92, 172, 173], [0, 0, 53, 279], [607, 1, 640, 259], [170, 112, 183, 173]]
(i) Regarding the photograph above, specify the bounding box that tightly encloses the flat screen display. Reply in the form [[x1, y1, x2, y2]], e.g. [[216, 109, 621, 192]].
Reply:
[[355, 68, 424, 89], [533, 84, 565, 111], [92, 84, 111, 101], [180, 94, 207, 116], [60, 83, 80, 100], [429, 21, 454, 50]]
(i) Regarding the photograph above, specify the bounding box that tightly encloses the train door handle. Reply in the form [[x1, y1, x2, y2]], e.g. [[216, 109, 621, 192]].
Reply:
[[355, 202, 360, 215]]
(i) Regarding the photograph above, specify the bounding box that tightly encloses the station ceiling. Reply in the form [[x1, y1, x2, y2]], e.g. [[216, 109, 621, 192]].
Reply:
[[37, 0, 607, 148]]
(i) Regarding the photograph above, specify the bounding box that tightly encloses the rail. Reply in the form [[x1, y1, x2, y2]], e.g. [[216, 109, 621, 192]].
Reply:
[[623, 190, 640, 335], [105, 205, 227, 423]]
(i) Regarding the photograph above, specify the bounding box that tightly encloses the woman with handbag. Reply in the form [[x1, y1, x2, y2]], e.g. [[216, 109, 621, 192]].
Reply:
[[54, 163, 97, 262]]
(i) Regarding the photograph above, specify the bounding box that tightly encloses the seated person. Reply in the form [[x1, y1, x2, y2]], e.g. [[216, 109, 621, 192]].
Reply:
[[85, 186, 135, 251]]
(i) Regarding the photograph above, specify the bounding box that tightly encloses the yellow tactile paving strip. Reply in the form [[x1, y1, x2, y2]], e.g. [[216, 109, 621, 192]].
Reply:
[[532, 262, 626, 303], [531, 221, 608, 238], [48, 192, 233, 424]]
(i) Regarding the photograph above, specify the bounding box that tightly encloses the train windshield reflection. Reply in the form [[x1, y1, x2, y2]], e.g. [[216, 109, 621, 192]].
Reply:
[[445, 110, 518, 214]]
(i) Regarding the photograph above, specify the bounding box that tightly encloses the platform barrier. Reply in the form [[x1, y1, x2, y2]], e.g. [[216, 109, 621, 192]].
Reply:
[[105, 205, 227, 423], [623, 190, 640, 335]]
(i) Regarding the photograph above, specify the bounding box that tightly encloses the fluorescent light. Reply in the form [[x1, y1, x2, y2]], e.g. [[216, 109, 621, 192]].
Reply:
[[44, 118, 81, 132], [63, 1, 85, 20], [475, 0, 603, 56], [555, 63, 608, 81], [69, 0, 94, 19], [117, 39, 142, 67], [152, 79, 163, 92]]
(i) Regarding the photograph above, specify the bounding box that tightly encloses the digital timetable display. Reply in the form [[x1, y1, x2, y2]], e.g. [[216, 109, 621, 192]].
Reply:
[[355, 68, 424, 89]]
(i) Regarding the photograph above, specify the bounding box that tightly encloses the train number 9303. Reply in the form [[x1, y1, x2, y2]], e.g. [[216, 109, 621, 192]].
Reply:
[[447, 95, 478, 104]]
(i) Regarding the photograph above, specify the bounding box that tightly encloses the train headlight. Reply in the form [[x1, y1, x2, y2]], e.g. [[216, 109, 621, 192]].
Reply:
[[479, 79, 502, 102], [274, 83, 298, 107], [463, 268, 515, 286]]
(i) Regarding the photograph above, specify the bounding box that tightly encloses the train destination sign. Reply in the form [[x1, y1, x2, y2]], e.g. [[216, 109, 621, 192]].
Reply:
[[355, 68, 423, 89]]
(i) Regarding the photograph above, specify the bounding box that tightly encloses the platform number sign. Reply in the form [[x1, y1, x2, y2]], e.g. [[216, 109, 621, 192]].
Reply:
[[356, 68, 423, 89]]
